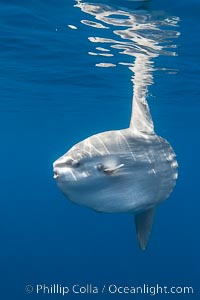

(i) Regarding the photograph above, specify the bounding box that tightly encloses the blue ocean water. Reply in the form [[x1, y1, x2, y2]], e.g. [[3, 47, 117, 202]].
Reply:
[[0, 0, 200, 299]]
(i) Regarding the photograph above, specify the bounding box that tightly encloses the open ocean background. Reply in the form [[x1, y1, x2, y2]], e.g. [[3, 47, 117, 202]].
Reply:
[[1, 0, 200, 299]]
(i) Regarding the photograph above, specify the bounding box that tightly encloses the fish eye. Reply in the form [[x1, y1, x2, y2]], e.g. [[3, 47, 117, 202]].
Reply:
[[71, 159, 80, 168], [96, 163, 104, 172], [96, 163, 111, 174]]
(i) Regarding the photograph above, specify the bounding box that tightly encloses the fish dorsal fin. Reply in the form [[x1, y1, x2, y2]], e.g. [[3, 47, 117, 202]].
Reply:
[[130, 93, 154, 134], [134, 207, 156, 251], [129, 55, 155, 135]]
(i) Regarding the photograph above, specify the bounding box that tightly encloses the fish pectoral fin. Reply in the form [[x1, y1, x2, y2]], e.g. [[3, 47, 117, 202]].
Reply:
[[134, 207, 156, 251], [104, 164, 124, 175]]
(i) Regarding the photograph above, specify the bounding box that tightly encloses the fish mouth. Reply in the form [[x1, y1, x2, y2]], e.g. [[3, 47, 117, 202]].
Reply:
[[53, 165, 78, 182], [53, 160, 61, 179], [53, 170, 59, 179]]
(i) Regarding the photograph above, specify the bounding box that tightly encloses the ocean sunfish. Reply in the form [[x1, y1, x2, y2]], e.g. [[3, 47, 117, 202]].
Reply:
[[53, 76, 178, 250]]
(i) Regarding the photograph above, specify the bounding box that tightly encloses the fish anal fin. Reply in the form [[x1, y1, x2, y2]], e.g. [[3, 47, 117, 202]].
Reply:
[[134, 207, 156, 251]]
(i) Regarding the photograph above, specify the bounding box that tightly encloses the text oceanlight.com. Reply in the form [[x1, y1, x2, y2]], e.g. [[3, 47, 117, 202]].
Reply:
[[25, 283, 194, 296]]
